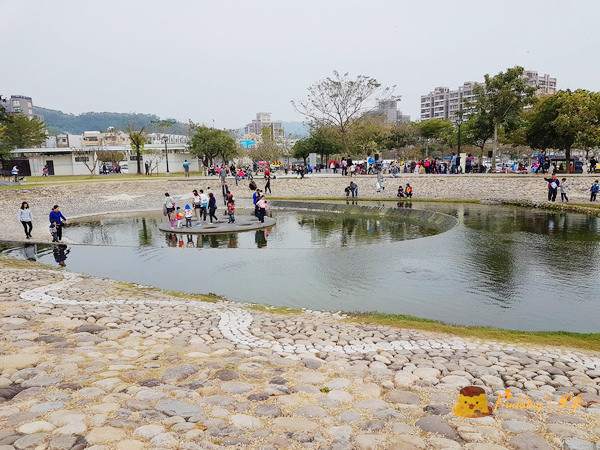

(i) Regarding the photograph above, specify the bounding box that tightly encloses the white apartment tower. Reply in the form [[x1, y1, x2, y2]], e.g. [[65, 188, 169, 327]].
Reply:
[[420, 70, 557, 123], [244, 112, 283, 138]]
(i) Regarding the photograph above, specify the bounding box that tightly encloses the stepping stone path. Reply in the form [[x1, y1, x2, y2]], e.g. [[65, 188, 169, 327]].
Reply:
[[0, 265, 598, 448]]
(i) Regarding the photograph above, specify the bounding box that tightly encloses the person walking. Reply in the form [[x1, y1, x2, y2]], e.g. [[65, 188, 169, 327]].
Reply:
[[559, 178, 569, 203], [192, 190, 202, 223], [590, 180, 600, 202], [145, 161, 150, 175], [11, 166, 19, 182], [376, 170, 385, 192], [227, 200, 235, 223], [544, 175, 560, 202], [199, 189, 208, 223], [208, 192, 219, 223], [184, 204, 193, 227], [222, 181, 230, 206], [183, 160, 190, 177], [18, 201, 33, 239], [264, 171, 272, 194], [256, 195, 267, 223], [164, 193, 175, 216], [49, 205, 68, 242]]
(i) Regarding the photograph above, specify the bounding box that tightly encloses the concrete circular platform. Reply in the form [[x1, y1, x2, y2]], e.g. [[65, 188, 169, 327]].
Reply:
[[158, 215, 275, 234]]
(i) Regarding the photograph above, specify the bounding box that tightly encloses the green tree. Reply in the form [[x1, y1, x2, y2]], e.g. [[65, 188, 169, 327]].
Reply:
[[291, 71, 394, 154], [461, 111, 494, 163], [417, 118, 453, 157], [308, 127, 341, 164], [471, 66, 536, 169], [382, 122, 419, 161], [188, 126, 237, 167], [348, 116, 389, 156], [0, 114, 47, 149], [525, 89, 600, 171], [292, 139, 312, 164], [126, 124, 146, 175]]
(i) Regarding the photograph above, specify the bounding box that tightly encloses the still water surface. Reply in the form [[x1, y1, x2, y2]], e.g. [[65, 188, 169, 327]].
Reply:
[[3, 203, 600, 332]]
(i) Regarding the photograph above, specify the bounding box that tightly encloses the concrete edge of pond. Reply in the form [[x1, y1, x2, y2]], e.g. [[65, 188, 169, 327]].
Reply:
[[269, 200, 459, 232]]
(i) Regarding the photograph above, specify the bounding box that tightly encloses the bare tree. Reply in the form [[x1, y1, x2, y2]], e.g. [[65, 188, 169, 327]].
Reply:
[[291, 71, 394, 154]]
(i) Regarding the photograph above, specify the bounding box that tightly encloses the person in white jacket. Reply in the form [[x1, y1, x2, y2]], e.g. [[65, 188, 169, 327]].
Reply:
[[18, 201, 33, 239]]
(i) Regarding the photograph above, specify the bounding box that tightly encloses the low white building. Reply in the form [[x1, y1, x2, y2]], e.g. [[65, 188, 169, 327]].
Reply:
[[10, 143, 198, 176]]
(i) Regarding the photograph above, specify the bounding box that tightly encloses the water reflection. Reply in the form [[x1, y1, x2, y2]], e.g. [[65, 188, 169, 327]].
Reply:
[[2, 203, 600, 332], [64, 210, 434, 249], [22, 243, 37, 261], [52, 244, 70, 267]]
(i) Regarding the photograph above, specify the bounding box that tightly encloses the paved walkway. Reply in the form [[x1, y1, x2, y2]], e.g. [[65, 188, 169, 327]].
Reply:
[[0, 265, 599, 449]]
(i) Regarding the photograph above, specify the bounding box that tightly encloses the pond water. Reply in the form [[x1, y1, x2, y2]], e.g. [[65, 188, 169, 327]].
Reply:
[[3, 203, 600, 333]]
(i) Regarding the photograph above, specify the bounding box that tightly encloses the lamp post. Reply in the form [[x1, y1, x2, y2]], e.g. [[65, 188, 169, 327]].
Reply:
[[456, 106, 464, 162], [163, 136, 170, 176]]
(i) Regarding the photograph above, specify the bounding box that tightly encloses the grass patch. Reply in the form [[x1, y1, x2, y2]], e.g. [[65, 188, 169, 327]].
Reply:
[[112, 280, 225, 303], [247, 304, 303, 315], [502, 200, 600, 216], [347, 312, 600, 351], [0, 255, 56, 270]]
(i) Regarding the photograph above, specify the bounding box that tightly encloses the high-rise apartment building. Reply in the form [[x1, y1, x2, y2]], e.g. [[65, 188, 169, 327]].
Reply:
[[420, 70, 557, 123], [371, 98, 411, 124], [244, 112, 283, 138]]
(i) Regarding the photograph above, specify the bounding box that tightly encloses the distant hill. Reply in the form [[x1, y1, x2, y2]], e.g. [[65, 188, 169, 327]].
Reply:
[[35, 106, 309, 138], [36, 107, 189, 135]]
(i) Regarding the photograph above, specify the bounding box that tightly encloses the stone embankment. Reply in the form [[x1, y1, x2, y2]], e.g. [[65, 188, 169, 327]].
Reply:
[[1, 173, 599, 242]]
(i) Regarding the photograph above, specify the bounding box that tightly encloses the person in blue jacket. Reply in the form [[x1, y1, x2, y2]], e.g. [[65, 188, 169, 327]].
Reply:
[[543, 175, 560, 202], [49, 205, 68, 242]]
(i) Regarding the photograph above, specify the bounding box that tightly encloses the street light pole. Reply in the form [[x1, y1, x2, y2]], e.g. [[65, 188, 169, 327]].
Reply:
[[456, 105, 464, 171], [163, 136, 170, 176]]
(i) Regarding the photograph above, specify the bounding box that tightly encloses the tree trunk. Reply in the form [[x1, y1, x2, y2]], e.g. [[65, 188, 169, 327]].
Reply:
[[136, 150, 142, 175]]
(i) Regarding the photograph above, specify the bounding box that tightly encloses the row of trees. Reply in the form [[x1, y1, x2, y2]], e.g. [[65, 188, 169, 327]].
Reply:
[[290, 68, 600, 171]]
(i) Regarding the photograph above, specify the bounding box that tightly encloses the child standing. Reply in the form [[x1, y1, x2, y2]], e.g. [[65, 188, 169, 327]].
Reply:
[[591, 180, 600, 202], [227, 200, 236, 223], [184, 204, 193, 227], [175, 207, 184, 228], [49, 221, 58, 242], [560, 178, 569, 203]]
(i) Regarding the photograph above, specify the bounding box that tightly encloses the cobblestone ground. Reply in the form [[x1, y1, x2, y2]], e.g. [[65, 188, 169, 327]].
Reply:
[[1, 176, 599, 449], [0, 265, 599, 449]]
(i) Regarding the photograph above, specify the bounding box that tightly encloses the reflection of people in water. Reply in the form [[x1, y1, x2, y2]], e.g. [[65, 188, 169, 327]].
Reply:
[[52, 244, 70, 267], [23, 243, 37, 261], [186, 234, 195, 248], [255, 230, 267, 248], [166, 233, 178, 247]]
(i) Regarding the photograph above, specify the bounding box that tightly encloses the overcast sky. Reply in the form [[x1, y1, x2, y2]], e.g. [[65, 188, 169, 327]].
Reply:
[[3, 0, 599, 129]]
